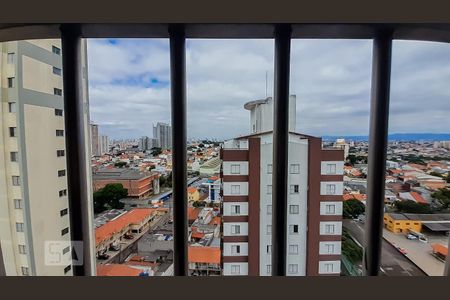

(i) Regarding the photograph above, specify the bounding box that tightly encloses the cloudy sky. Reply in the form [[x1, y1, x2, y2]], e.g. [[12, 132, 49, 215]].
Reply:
[[86, 38, 450, 140]]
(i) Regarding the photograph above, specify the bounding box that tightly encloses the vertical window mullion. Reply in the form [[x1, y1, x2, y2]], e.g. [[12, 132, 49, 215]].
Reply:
[[271, 24, 292, 277], [363, 29, 393, 276], [169, 24, 188, 276]]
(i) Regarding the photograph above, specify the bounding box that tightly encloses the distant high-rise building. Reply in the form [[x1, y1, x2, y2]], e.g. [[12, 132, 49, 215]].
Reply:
[[99, 135, 109, 155], [0, 39, 93, 275], [90, 123, 100, 156], [139, 136, 159, 151], [153, 122, 172, 150], [220, 95, 344, 276]]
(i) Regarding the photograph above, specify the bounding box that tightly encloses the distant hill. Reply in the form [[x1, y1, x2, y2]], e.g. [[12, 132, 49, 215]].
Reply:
[[322, 133, 450, 142]]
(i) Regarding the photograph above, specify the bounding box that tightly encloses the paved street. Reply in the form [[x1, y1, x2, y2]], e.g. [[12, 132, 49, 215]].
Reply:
[[343, 219, 426, 276], [383, 229, 446, 276]]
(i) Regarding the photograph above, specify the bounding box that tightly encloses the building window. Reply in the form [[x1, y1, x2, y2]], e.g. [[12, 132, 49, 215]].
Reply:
[[324, 263, 334, 273], [59, 189, 67, 197], [267, 265, 272, 275], [61, 227, 69, 236], [326, 244, 335, 254], [57, 150, 65, 157], [10, 152, 18, 162], [289, 244, 299, 254], [55, 109, 63, 116], [267, 225, 272, 235], [231, 205, 240, 215], [325, 224, 335, 234], [63, 246, 71, 255], [12, 176, 20, 186], [288, 264, 298, 274], [53, 66, 62, 76], [290, 164, 300, 174], [18, 245, 26, 254], [231, 245, 241, 254], [54, 88, 62, 96], [230, 185, 240, 195], [326, 163, 337, 174], [289, 225, 299, 234], [7, 52, 15, 64], [14, 199, 23, 209], [230, 265, 240, 275], [289, 205, 299, 214], [58, 170, 66, 177], [9, 127, 17, 137], [231, 225, 240, 234], [16, 222, 24, 232], [289, 185, 299, 194], [267, 164, 272, 174], [326, 184, 336, 195], [8, 102, 16, 113], [325, 204, 336, 215], [60, 208, 68, 217], [267, 245, 272, 254], [7, 77, 15, 88], [230, 164, 240, 174], [267, 205, 272, 215], [267, 185, 272, 194], [56, 130, 64, 136], [21, 267, 29, 276], [52, 46, 61, 55], [64, 265, 72, 274]]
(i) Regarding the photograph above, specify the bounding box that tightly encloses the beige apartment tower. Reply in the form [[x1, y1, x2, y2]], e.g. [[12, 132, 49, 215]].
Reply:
[[0, 39, 91, 275]]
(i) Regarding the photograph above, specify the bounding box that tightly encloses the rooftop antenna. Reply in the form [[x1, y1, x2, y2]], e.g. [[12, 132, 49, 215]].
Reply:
[[265, 70, 268, 98]]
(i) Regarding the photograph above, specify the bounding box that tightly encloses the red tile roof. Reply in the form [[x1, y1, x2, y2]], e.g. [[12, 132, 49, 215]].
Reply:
[[188, 246, 221, 264], [97, 264, 142, 276], [188, 207, 201, 221], [95, 208, 156, 246], [410, 191, 427, 204]]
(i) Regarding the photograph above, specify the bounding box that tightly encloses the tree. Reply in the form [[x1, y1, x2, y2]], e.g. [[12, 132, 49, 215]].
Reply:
[[192, 201, 206, 208], [114, 161, 127, 168], [430, 171, 444, 178], [343, 199, 365, 219], [346, 154, 357, 165], [93, 183, 128, 213], [159, 173, 172, 188], [342, 229, 363, 264], [151, 147, 162, 156], [394, 200, 432, 214], [447, 176, 450, 184], [432, 188, 450, 210]]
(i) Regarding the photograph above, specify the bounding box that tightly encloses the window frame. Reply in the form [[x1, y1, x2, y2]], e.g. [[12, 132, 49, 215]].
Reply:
[[230, 164, 240, 174], [289, 204, 299, 214], [290, 163, 300, 174]]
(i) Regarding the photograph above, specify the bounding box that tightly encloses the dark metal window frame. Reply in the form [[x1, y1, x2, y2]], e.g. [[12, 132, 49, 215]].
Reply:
[[1, 23, 450, 276]]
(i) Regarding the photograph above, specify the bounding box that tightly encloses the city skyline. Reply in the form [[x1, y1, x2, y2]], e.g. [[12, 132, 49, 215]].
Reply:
[[88, 38, 450, 140]]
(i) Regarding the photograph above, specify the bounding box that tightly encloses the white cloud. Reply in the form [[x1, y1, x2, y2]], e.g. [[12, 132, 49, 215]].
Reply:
[[86, 38, 450, 139]]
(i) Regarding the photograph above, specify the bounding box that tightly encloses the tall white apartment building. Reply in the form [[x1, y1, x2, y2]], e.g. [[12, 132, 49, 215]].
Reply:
[[99, 135, 109, 155], [0, 39, 89, 275], [90, 123, 100, 156], [153, 122, 172, 150], [221, 96, 344, 276]]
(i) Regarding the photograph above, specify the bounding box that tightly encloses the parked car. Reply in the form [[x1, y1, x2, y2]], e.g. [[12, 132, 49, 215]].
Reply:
[[97, 253, 110, 260], [406, 234, 418, 240], [395, 246, 408, 255], [109, 245, 120, 251], [124, 233, 134, 240]]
